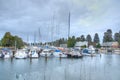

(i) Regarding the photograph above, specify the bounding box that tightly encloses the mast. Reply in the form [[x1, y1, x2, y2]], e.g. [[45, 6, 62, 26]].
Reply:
[[68, 12, 70, 39], [27, 34, 29, 46], [57, 24, 60, 46], [38, 27, 41, 43], [34, 32, 36, 46], [15, 41, 17, 50], [51, 14, 55, 46]]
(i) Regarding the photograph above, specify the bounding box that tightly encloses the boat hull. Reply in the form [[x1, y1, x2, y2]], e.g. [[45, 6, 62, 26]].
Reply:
[[53, 52, 67, 58], [40, 53, 51, 57]]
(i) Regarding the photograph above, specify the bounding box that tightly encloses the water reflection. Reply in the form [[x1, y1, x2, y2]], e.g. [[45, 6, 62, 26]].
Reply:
[[0, 54, 120, 80]]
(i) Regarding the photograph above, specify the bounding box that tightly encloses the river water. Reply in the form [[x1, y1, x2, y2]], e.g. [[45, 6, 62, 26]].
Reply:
[[0, 54, 120, 80]]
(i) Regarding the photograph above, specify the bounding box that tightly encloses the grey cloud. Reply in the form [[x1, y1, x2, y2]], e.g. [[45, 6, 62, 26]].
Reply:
[[0, 0, 120, 42]]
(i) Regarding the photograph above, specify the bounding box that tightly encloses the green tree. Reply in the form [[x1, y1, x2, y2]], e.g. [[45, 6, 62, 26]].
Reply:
[[94, 33, 100, 43], [86, 34, 92, 43], [80, 35, 85, 42], [114, 31, 120, 44], [103, 29, 113, 42], [1, 32, 13, 47], [1, 32, 24, 48], [81, 45, 86, 48], [0, 40, 2, 46], [67, 36, 76, 47], [76, 37, 81, 42], [14, 36, 24, 49], [95, 43, 101, 48]]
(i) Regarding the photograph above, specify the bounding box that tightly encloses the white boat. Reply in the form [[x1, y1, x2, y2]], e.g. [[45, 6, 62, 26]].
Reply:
[[29, 49, 39, 58], [53, 50, 67, 58], [82, 47, 96, 56], [40, 49, 52, 57], [0, 51, 3, 58], [15, 50, 28, 59], [1, 48, 12, 58], [67, 49, 83, 58], [4, 53, 11, 58], [82, 48, 91, 56], [88, 45, 95, 54], [71, 50, 83, 58]]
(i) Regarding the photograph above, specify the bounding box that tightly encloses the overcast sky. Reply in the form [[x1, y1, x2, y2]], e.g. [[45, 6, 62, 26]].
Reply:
[[0, 0, 120, 43]]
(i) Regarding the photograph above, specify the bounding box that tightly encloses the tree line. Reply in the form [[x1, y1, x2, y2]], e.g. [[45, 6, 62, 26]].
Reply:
[[0, 29, 120, 48], [48, 29, 120, 48]]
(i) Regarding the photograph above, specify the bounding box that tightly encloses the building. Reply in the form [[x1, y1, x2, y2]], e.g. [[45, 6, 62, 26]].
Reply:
[[74, 41, 88, 49], [60, 44, 67, 48], [101, 42, 119, 48]]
